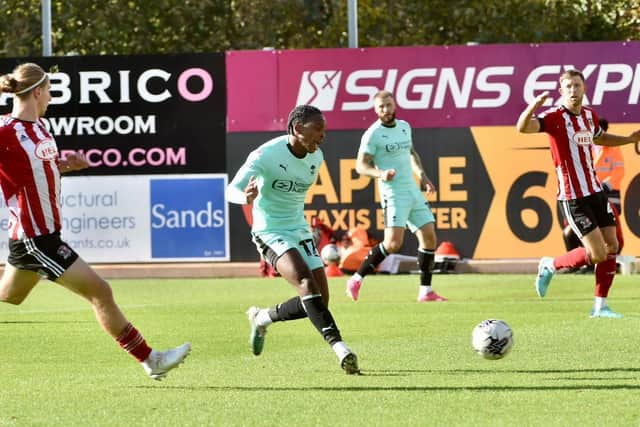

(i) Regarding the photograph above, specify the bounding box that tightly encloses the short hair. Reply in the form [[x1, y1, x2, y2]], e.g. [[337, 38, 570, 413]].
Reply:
[[559, 69, 585, 84], [599, 118, 609, 132], [287, 105, 324, 135], [0, 62, 48, 97], [374, 90, 394, 101]]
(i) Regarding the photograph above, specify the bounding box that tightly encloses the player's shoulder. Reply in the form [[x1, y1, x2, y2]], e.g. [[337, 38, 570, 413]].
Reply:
[[538, 105, 564, 119], [395, 119, 411, 129], [250, 135, 287, 159]]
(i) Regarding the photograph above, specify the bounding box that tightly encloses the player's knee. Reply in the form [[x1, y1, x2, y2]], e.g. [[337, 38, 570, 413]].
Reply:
[[589, 251, 607, 265], [606, 241, 619, 257], [297, 277, 313, 295], [384, 241, 402, 253], [89, 280, 116, 306]]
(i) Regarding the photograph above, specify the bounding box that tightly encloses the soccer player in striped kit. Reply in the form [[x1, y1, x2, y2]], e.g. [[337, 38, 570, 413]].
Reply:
[[226, 105, 360, 374], [0, 62, 190, 379], [517, 69, 640, 318]]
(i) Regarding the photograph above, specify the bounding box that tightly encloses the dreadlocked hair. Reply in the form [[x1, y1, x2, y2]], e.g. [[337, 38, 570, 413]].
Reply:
[[287, 105, 323, 135]]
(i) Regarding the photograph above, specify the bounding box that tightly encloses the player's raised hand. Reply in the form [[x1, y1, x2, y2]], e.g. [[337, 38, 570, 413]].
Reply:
[[245, 176, 259, 204], [533, 91, 550, 108]]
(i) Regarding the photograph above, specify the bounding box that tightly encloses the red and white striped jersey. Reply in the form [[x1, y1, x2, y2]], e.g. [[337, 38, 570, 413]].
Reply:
[[0, 115, 62, 239], [538, 105, 604, 201]]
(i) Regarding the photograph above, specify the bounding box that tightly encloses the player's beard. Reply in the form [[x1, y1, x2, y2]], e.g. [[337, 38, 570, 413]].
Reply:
[[380, 112, 396, 125]]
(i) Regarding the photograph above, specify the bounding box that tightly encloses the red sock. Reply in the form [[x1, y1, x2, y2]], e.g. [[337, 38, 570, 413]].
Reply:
[[553, 247, 590, 270], [595, 254, 617, 297], [116, 323, 152, 362]]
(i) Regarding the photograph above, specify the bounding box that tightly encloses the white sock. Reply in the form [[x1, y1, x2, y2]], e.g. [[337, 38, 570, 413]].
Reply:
[[352, 273, 363, 281], [594, 296, 606, 311], [332, 341, 351, 360], [419, 285, 433, 296], [256, 309, 273, 327]]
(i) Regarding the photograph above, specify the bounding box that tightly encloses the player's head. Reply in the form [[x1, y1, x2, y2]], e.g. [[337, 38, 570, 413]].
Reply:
[[287, 104, 326, 154], [558, 69, 585, 111], [0, 63, 51, 117], [599, 118, 609, 132], [373, 90, 396, 125]]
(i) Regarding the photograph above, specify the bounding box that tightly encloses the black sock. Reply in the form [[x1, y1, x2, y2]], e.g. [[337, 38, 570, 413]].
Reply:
[[356, 243, 388, 277], [268, 297, 307, 322], [301, 294, 342, 345], [417, 248, 435, 287]]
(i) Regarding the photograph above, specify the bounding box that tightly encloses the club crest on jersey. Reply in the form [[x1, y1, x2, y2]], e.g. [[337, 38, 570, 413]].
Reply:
[[572, 131, 593, 146], [34, 138, 59, 160], [57, 244, 73, 260]]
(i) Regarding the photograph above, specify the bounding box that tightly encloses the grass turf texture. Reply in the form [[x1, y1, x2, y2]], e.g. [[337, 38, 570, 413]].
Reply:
[[0, 273, 639, 426]]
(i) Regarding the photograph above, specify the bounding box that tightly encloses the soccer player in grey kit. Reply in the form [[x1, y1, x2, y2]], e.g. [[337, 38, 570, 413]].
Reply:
[[226, 105, 360, 374]]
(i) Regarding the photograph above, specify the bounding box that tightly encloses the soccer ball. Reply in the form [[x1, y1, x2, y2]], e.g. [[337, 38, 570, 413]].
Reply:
[[471, 319, 514, 360], [320, 243, 341, 264]]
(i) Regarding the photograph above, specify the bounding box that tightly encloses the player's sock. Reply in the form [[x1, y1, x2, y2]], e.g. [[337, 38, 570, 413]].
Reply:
[[595, 253, 617, 298], [116, 323, 152, 362], [417, 248, 435, 294], [268, 296, 307, 322], [418, 285, 433, 297], [593, 296, 607, 311], [254, 308, 274, 327], [301, 294, 342, 345], [356, 243, 388, 277], [553, 247, 590, 270]]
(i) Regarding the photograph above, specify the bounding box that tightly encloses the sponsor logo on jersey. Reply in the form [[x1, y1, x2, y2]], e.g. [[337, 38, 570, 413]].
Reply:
[[34, 138, 59, 160], [572, 131, 593, 145], [272, 180, 311, 193]]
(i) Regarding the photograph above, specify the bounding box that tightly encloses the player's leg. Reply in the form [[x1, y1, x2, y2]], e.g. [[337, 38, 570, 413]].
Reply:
[[409, 197, 446, 302], [56, 257, 190, 379], [414, 222, 447, 302], [589, 198, 621, 318], [346, 196, 408, 301], [0, 264, 40, 305], [0, 238, 43, 305], [346, 226, 403, 301], [536, 198, 594, 297], [276, 249, 359, 373]]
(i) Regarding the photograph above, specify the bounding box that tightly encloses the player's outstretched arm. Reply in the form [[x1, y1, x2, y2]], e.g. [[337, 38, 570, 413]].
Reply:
[[596, 129, 640, 147]]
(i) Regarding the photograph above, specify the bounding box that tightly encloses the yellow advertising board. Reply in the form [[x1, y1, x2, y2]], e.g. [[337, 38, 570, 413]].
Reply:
[[473, 124, 640, 258]]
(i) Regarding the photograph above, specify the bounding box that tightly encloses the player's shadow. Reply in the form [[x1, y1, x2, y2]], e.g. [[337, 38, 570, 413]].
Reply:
[[366, 367, 640, 375], [0, 320, 92, 324], [133, 383, 640, 392]]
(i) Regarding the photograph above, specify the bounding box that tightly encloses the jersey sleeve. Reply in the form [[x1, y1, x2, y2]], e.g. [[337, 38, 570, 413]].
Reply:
[[358, 127, 376, 156], [225, 149, 263, 205], [592, 112, 603, 140]]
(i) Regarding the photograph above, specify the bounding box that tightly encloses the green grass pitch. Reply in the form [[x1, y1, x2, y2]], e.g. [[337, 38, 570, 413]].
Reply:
[[0, 273, 639, 426]]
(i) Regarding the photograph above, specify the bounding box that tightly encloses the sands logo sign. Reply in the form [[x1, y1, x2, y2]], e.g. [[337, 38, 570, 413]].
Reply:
[[34, 138, 59, 160], [296, 71, 342, 110], [150, 176, 229, 260]]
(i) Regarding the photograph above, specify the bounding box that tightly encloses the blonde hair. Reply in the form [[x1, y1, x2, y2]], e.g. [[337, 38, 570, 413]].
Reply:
[[0, 63, 48, 98], [559, 69, 585, 84]]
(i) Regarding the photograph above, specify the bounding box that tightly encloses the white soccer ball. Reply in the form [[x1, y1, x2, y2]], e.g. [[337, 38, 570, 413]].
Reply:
[[320, 243, 341, 264], [471, 319, 514, 360]]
